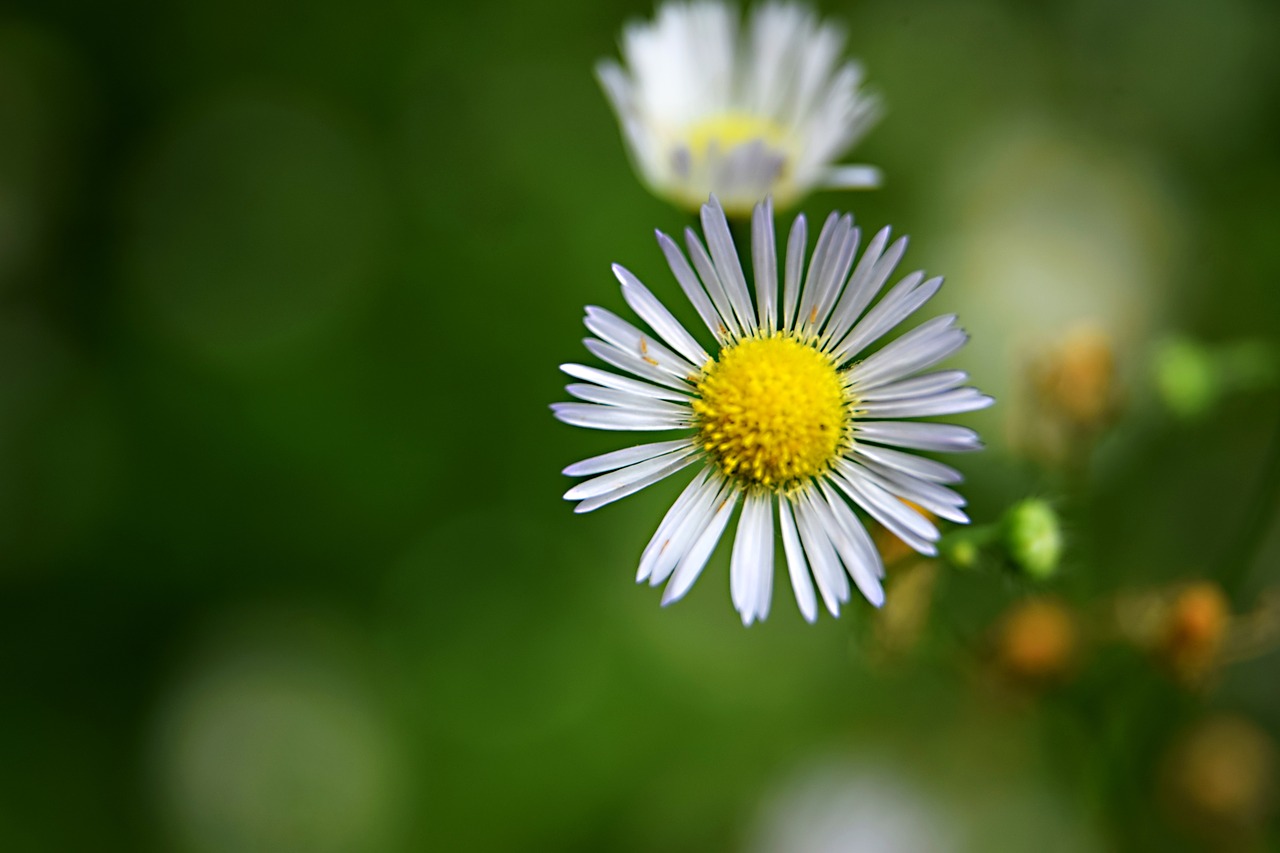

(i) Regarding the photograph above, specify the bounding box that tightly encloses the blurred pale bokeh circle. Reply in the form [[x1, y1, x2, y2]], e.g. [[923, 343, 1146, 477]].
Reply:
[[927, 119, 1186, 454], [150, 610, 402, 853], [123, 93, 386, 365], [746, 760, 960, 853]]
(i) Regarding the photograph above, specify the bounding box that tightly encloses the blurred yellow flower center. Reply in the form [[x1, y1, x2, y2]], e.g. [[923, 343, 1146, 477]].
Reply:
[[684, 111, 788, 157], [692, 334, 847, 491]]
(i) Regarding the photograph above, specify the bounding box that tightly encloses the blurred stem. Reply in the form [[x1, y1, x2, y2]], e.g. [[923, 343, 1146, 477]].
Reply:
[[1220, 407, 1280, 607]]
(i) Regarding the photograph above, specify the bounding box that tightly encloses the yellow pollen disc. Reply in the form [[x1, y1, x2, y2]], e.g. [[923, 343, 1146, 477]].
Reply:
[[692, 334, 848, 491], [674, 112, 794, 215], [684, 111, 788, 158]]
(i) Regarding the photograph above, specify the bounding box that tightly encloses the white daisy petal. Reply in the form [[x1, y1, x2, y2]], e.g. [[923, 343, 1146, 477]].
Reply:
[[702, 198, 757, 334], [684, 227, 743, 339], [550, 402, 687, 432], [583, 338, 695, 393], [832, 272, 940, 361], [637, 469, 716, 583], [565, 445, 699, 501], [614, 265, 710, 367], [778, 497, 818, 623], [814, 483, 886, 606], [558, 198, 987, 624], [852, 442, 965, 485], [824, 225, 893, 343], [564, 383, 689, 415], [858, 388, 995, 419], [818, 480, 887, 584], [856, 370, 968, 403], [573, 452, 700, 514], [752, 197, 778, 333], [731, 492, 773, 624], [820, 164, 883, 189], [855, 420, 984, 453], [663, 487, 741, 606], [782, 212, 807, 330], [796, 211, 840, 334], [833, 468, 940, 556], [839, 459, 969, 526], [560, 363, 691, 403], [847, 315, 968, 390], [564, 438, 694, 477], [584, 306, 698, 377], [657, 230, 728, 344], [795, 490, 851, 616], [812, 220, 861, 334]]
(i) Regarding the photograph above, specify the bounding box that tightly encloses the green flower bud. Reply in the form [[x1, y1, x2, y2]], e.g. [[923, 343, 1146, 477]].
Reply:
[[1154, 337, 1217, 419], [1003, 499, 1062, 580]]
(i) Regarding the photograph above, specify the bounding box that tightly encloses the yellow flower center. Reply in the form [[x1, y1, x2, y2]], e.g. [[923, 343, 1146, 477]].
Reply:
[[684, 111, 789, 158], [692, 334, 849, 491], [674, 112, 793, 215]]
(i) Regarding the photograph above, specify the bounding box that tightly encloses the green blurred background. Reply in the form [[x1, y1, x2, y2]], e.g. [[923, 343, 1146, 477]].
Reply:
[[2, 0, 1279, 850]]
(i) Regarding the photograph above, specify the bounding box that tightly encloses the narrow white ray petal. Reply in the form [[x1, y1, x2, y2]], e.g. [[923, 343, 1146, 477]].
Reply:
[[615, 265, 710, 367], [858, 388, 995, 420], [832, 272, 939, 361], [847, 316, 967, 390], [684, 227, 742, 339], [778, 497, 818, 623], [638, 468, 716, 583], [817, 481, 887, 599], [584, 306, 698, 377], [856, 370, 968, 403], [657, 230, 728, 344], [812, 221, 860, 334], [564, 438, 694, 477], [845, 458, 970, 525], [663, 487, 741, 606], [731, 492, 771, 624], [550, 402, 687, 431], [819, 164, 882, 189], [564, 384, 690, 415], [648, 477, 727, 587], [834, 468, 940, 556], [797, 211, 840, 333], [854, 421, 984, 453], [583, 339, 695, 393], [852, 443, 965, 484], [795, 491, 850, 616], [572, 452, 700, 513], [752, 198, 777, 334], [782, 213, 807, 331], [735, 493, 774, 625], [824, 225, 891, 343], [701, 197, 757, 334], [752, 496, 775, 624], [565, 445, 699, 500], [560, 363, 690, 403]]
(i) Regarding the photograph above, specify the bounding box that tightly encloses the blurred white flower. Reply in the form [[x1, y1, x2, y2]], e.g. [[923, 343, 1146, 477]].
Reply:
[[553, 197, 990, 625], [597, 1, 882, 215], [746, 761, 959, 853]]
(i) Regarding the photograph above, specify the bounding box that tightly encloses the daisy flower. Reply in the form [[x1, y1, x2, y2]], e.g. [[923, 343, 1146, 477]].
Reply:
[[596, 1, 883, 216], [553, 197, 992, 625]]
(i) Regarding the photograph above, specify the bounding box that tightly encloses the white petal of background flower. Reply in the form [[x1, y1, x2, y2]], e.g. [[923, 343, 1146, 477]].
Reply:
[[597, 1, 883, 214]]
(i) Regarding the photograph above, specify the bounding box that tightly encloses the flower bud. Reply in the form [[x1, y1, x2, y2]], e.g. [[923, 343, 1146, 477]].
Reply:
[[1154, 337, 1218, 419], [1002, 499, 1063, 580]]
